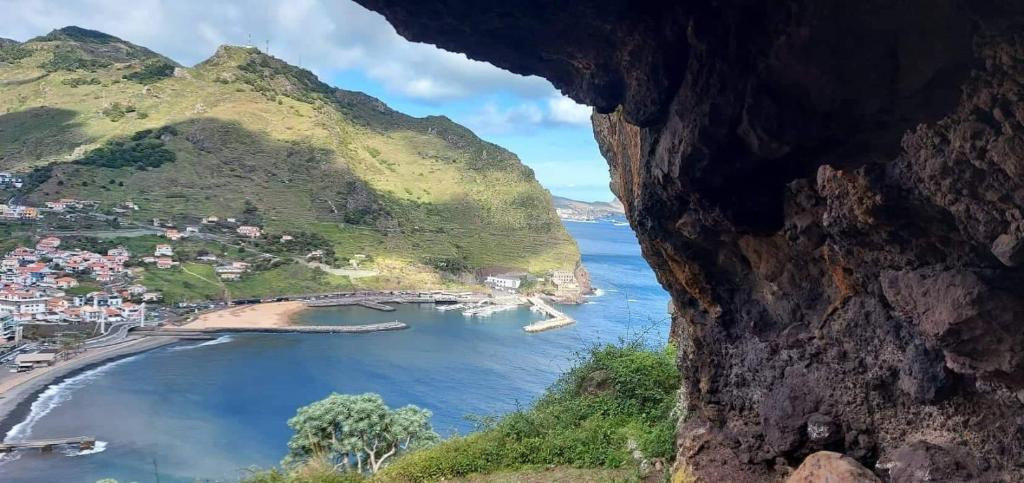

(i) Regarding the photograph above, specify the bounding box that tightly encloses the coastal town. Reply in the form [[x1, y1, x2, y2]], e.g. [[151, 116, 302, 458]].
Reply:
[[0, 193, 589, 399]]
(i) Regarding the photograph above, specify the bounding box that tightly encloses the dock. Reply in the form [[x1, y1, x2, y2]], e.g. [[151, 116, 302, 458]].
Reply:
[[304, 299, 396, 311], [0, 437, 95, 453], [133, 322, 408, 336], [523, 297, 575, 332]]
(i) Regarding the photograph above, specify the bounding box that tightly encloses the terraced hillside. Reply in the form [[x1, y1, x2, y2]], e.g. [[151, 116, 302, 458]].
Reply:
[[0, 27, 579, 287]]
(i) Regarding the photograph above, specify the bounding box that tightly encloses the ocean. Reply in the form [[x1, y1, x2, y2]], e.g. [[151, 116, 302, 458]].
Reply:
[[0, 220, 671, 482]]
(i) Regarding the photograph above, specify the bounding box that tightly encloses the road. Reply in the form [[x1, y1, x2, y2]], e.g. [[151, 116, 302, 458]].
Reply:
[[82, 321, 139, 349]]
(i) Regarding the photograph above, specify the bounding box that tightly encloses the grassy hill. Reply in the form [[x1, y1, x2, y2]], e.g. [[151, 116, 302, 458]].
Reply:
[[0, 27, 579, 289]]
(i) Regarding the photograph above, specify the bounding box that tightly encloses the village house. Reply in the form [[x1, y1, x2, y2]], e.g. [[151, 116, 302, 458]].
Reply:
[[237, 225, 262, 238], [202, 215, 219, 224], [55, 276, 78, 289], [125, 284, 147, 296], [142, 292, 163, 302], [154, 244, 174, 256], [0, 289, 50, 315], [280, 235, 294, 242], [485, 275, 523, 290], [108, 247, 130, 257], [550, 269, 577, 287], [0, 172, 22, 187], [1, 313, 17, 341], [45, 200, 67, 211], [164, 228, 182, 241], [36, 236, 61, 251], [156, 257, 178, 269]]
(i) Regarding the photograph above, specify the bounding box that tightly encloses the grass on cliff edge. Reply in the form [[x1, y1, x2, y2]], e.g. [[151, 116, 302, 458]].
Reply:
[[243, 343, 681, 483]]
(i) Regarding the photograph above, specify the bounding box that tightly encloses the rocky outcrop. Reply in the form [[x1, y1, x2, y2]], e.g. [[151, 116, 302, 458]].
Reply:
[[787, 451, 880, 483], [355, 1, 1024, 481]]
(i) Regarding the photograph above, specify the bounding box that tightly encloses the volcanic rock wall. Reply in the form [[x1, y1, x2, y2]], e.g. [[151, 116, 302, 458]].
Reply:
[[355, 1, 1024, 480]]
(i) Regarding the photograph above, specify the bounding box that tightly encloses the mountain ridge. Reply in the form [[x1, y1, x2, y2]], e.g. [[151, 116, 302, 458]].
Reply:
[[0, 26, 579, 291]]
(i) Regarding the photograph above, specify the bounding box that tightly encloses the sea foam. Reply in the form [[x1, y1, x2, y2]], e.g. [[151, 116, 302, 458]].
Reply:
[[167, 335, 234, 352], [4, 355, 141, 443]]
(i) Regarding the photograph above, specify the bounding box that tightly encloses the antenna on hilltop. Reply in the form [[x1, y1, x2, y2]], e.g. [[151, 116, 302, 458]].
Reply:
[[247, 33, 252, 48], [265, 39, 269, 55]]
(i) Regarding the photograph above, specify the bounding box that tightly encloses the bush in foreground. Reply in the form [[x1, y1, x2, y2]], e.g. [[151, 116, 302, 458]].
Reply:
[[375, 343, 680, 482], [245, 343, 680, 483]]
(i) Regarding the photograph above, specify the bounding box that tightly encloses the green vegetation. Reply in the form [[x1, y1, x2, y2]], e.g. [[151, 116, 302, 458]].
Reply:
[[0, 41, 31, 63], [76, 127, 175, 168], [284, 393, 439, 474], [1, 29, 580, 290], [246, 344, 679, 483], [123, 59, 175, 84], [138, 262, 223, 303], [42, 44, 112, 72], [64, 280, 103, 296], [100, 101, 136, 122], [227, 262, 352, 299], [60, 76, 102, 88], [377, 344, 680, 482]]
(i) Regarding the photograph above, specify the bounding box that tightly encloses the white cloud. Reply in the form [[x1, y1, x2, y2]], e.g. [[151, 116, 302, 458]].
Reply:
[[0, 0, 557, 102], [465, 96, 593, 135], [547, 96, 592, 125]]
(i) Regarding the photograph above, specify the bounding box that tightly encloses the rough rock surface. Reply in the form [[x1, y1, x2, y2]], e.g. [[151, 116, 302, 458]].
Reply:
[[787, 451, 881, 483], [354, 1, 1024, 481]]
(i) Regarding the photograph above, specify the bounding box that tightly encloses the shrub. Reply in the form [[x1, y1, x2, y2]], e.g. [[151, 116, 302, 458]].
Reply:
[[61, 77, 101, 88], [77, 127, 176, 169], [376, 343, 681, 482], [123, 59, 175, 84], [42, 45, 111, 72], [0, 43, 31, 63], [101, 101, 136, 122]]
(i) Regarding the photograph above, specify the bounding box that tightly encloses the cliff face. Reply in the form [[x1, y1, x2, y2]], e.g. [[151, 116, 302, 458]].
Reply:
[[355, 1, 1024, 481]]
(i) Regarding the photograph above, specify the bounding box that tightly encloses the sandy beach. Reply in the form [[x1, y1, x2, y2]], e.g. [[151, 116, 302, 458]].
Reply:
[[0, 337, 179, 430], [184, 301, 307, 329]]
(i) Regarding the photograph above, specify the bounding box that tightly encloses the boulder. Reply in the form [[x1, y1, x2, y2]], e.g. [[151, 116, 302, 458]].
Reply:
[[786, 452, 881, 483]]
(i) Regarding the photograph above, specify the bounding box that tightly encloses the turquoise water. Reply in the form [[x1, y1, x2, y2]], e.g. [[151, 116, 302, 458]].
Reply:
[[0, 221, 671, 482]]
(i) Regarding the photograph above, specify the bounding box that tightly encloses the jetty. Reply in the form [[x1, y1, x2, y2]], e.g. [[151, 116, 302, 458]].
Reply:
[[523, 297, 575, 332], [0, 437, 95, 453], [304, 292, 481, 310], [132, 322, 408, 336]]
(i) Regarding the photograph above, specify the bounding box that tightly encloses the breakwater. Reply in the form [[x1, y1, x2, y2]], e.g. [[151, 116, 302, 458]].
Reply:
[[132, 322, 408, 335]]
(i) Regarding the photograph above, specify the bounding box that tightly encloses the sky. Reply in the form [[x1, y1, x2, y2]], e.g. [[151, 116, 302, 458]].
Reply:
[[0, 0, 615, 202]]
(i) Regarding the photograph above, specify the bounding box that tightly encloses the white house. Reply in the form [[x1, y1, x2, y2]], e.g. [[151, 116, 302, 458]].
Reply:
[[237, 225, 262, 238], [485, 275, 522, 290], [154, 244, 174, 257]]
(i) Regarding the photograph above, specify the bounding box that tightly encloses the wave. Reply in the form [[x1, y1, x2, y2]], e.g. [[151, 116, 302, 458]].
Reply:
[[4, 355, 141, 442], [65, 440, 107, 456], [167, 335, 234, 352], [585, 288, 606, 298]]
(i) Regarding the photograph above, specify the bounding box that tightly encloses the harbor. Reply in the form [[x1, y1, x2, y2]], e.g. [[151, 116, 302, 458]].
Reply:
[[133, 321, 409, 335], [523, 296, 576, 333]]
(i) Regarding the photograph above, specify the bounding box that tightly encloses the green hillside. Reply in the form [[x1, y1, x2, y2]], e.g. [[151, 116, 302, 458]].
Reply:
[[0, 27, 579, 288]]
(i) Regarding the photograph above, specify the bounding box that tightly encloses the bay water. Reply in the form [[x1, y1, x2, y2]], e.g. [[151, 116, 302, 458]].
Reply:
[[0, 221, 671, 482]]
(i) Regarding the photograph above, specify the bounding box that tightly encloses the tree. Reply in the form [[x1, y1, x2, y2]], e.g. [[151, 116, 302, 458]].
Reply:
[[285, 393, 439, 474]]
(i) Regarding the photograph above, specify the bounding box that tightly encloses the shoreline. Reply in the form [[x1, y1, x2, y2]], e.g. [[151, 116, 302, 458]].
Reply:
[[0, 336, 181, 437], [183, 301, 307, 329]]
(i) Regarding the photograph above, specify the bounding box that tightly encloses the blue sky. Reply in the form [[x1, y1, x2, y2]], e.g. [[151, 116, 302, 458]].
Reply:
[[0, 0, 614, 202]]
